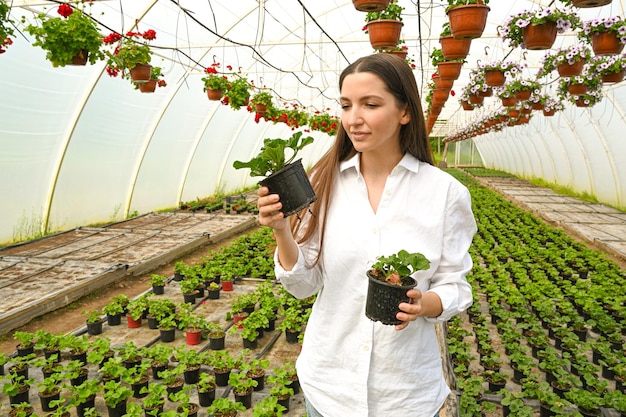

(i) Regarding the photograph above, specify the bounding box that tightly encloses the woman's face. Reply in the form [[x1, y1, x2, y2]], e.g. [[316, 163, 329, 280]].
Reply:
[[339, 72, 409, 155]]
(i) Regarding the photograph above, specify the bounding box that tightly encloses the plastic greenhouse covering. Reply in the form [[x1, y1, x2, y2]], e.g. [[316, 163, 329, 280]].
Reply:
[[0, 0, 625, 244]]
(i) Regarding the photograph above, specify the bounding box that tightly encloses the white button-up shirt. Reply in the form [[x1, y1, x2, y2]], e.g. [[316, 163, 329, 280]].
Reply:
[[275, 153, 477, 417]]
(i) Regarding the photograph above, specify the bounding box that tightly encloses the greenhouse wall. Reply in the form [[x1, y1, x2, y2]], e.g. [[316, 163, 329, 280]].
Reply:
[[472, 84, 626, 210]]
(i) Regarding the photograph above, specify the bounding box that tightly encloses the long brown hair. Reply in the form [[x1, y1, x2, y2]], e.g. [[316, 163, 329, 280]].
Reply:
[[292, 53, 433, 258]]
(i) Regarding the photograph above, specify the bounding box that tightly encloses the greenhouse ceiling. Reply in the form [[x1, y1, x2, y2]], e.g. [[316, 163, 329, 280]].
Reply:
[[1, 0, 626, 244]]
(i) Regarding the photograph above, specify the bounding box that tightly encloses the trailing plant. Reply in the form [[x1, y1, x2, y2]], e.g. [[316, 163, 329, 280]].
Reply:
[[103, 28, 156, 78], [500, 7, 582, 48], [580, 16, 626, 45]]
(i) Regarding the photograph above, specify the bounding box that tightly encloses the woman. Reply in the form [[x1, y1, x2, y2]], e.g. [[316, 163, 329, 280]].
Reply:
[[257, 53, 477, 417]]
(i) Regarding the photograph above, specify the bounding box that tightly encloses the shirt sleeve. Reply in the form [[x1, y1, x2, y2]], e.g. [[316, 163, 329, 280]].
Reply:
[[425, 183, 477, 322]]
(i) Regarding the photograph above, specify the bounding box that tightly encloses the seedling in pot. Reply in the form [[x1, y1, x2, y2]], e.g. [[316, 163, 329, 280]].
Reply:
[[369, 249, 430, 285], [233, 131, 314, 178]]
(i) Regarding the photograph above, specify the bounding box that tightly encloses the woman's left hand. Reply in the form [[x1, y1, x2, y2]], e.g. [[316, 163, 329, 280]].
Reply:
[[395, 289, 423, 330]]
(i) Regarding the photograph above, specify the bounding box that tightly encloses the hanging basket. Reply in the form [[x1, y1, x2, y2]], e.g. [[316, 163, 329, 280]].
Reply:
[[557, 59, 585, 77], [138, 79, 157, 93], [461, 100, 474, 111], [501, 97, 517, 107], [446, 4, 490, 40], [485, 69, 506, 87], [367, 20, 403, 50], [439, 35, 472, 60], [433, 76, 454, 91], [70, 50, 89, 66], [543, 108, 556, 117], [522, 21, 557, 50], [129, 63, 152, 83], [254, 103, 268, 114], [477, 87, 493, 98], [206, 89, 223, 101], [353, 0, 390, 12], [602, 70, 625, 83], [575, 97, 591, 107], [509, 109, 521, 118], [572, 0, 612, 7], [591, 31, 625, 56], [514, 89, 532, 101], [468, 94, 484, 105], [567, 83, 588, 95], [531, 102, 545, 111], [437, 61, 463, 80]]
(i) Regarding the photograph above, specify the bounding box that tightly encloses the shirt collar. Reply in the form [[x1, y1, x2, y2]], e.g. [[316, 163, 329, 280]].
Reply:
[[339, 152, 421, 175]]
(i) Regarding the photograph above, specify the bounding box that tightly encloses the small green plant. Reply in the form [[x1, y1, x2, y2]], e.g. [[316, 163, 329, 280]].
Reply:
[[103, 379, 133, 408], [206, 397, 246, 416], [232, 131, 314, 177], [369, 249, 430, 285], [82, 309, 102, 323], [150, 273, 167, 286], [253, 395, 288, 417], [24, 2, 105, 66]]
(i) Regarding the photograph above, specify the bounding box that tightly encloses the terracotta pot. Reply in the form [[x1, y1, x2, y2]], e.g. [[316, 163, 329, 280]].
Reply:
[[367, 20, 403, 50], [254, 103, 267, 114], [446, 4, 490, 40], [437, 61, 463, 80], [568, 83, 588, 95], [477, 88, 493, 97], [531, 102, 545, 111], [433, 76, 454, 91], [431, 91, 449, 107], [461, 100, 474, 111], [439, 35, 472, 60], [129, 63, 152, 83], [501, 97, 517, 107], [514, 89, 532, 101], [206, 88, 223, 101], [429, 105, 442, 116], [591, 31, 625, 56], [572, 0, 612, 7], [70, 50, 88, 66], [485, 69, 506, 86], [127, 316, 142, 328], [575, 97, 591, 107], [352, 0, 390, 12], [557, 59, 585, 77], [468, 94, 484, 105], [509, 109, 520, 118], [522, 21, 557, 50], [138, 79, 157, 93], [602, 70, 625, 83], [387, 50, 407, 61]]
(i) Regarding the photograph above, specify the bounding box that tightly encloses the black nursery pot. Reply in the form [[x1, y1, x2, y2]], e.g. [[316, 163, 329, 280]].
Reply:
[[258, 159, 317, 217], [365, 270, 417, 326]]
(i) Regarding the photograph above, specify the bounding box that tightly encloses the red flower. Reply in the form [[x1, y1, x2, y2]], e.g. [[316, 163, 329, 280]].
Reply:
[[103, 33, 121, 44], [142, 29, 156, 40], [205, 67, 218, 74], [226, 65, 232, 71], [450, 90, 456, 96], [106, 66, 120, 77], [57, 3, 73, 17], [157, 80, 167, 87]]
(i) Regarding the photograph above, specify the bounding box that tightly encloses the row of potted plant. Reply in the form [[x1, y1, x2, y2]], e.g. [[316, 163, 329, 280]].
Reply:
[[447, 168, 626, 417], [1, 334, 298, 416]]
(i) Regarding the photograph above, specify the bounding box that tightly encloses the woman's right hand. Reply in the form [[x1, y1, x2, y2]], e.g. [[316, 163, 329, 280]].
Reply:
[[257, 187, 290, 231]]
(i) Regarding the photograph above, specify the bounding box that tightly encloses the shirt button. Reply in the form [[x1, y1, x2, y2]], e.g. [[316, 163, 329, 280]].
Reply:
[[363, 345, 370, 351], [372, 229, 377, 234], [385, 189, 391, 196]]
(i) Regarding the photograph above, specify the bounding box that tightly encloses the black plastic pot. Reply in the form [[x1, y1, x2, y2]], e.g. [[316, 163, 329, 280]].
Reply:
[[259, 159, 317, 217], [365, 270, 417, 325]]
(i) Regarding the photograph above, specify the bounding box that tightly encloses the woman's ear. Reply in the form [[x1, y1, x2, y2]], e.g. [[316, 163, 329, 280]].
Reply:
[[400, 106, 411, 125]]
